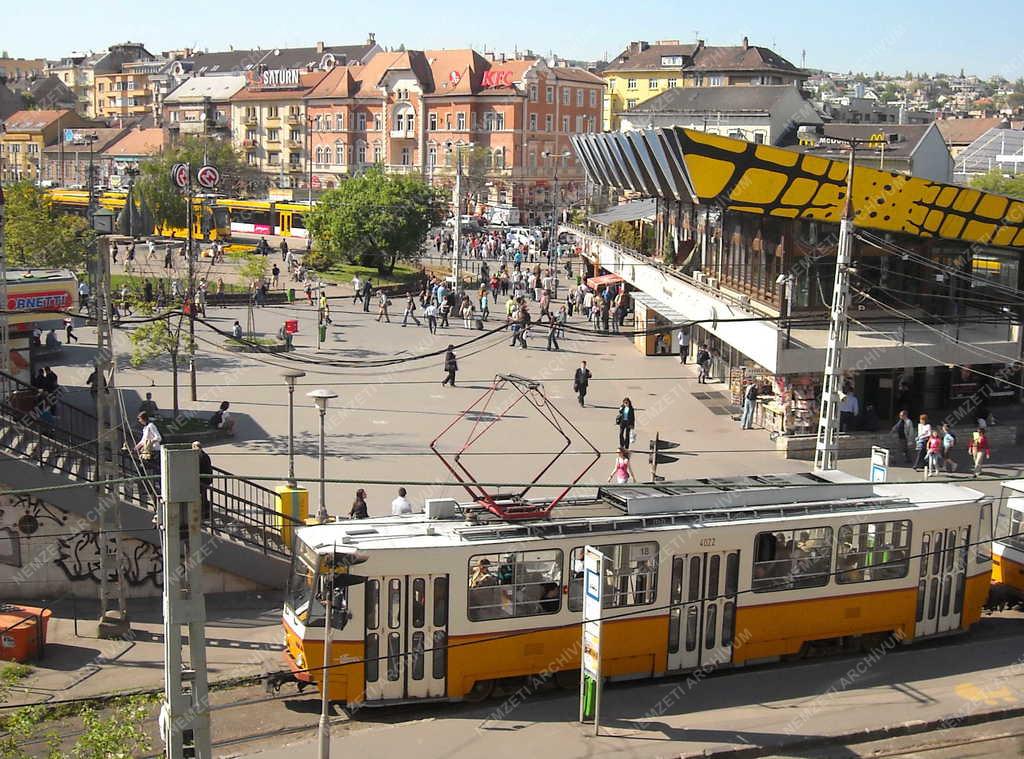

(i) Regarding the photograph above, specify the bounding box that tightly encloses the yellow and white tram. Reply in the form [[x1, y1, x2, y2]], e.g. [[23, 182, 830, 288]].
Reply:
[[279, 473, 994, 706]]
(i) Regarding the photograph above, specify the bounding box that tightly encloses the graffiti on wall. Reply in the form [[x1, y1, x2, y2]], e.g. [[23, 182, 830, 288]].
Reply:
[[0, 493, 161, 588]]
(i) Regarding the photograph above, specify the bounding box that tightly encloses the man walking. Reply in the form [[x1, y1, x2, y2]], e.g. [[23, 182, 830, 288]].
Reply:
[[362, 278, 373, 313], [741, 380, 758, 430], [546, 315, 560, 351], [402, 293, 421, 327], [425, 301, 438, 334], [441, 345, 458, 387], [696, 344, 711, 384], [678, 327, 690, 364], [573, 361, 592, 407]]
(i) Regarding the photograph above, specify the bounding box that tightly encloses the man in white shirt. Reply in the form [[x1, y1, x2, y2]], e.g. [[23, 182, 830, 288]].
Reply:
[[351, 274, 362, 304], [135, 412, 162, 457], [391, 487, 413, 515]]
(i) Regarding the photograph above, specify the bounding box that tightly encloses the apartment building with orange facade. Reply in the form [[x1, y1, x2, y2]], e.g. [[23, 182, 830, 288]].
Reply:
[[304, 49, 603, 223]]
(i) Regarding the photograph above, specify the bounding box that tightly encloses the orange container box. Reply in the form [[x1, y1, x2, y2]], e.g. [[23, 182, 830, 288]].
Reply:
[[0, 605, 51, 663]]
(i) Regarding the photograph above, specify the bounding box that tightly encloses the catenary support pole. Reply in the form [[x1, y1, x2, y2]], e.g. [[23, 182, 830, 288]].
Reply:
[[159, 445, 212, 759]]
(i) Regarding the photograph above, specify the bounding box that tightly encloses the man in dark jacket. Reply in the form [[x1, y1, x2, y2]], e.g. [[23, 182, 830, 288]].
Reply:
[[573, 361, 592, 406], [442, 345, 458, 387], [362, 279, 373, 313]]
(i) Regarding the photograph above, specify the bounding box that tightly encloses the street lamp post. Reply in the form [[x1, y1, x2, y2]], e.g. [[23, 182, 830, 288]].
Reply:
[[282, 369, 306, 487], [450, 142, 475, 293], [307, 389, 337, 524], [542, 151, 571, 261]]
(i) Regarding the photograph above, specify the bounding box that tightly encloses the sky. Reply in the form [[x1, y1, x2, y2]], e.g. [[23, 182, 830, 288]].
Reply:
[[5, 0, 1024, 80]]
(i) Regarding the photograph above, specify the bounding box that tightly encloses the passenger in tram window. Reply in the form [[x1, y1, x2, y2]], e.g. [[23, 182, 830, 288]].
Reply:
[[498, 554, 515, 585], [538, 582, 560, 613], [469, 558, 500, 620]]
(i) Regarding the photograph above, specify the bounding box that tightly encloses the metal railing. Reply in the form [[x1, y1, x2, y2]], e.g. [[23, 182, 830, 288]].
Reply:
[[0, 369, 299, 557]]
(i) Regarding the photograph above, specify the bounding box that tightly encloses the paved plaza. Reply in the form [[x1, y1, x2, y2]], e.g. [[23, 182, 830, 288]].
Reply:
[[80, 264, 814, 516]]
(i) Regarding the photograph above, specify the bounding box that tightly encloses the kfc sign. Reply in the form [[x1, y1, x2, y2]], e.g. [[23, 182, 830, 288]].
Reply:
[[449, 70, 462, 86], [8, 291, 72, 312], [481, 70, 514, 88]]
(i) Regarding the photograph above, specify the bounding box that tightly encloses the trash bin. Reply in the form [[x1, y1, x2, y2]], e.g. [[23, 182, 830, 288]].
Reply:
[[475, 318, 484, 331], [319, 324, 327, 343], [287, 288, 295, 302]]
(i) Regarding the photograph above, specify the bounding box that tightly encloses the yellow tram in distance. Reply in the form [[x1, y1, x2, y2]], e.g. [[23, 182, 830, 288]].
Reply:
[[277, 473, 994, 707], [45, 188, 230, 241], [215, 198, 311, 239]]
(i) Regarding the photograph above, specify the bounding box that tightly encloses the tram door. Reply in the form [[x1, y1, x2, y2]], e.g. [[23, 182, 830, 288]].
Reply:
[[666, 550, 739, 671], [915, 526, 970, 638], [277, 210, 292, 237], [364, 575, 449, 701]]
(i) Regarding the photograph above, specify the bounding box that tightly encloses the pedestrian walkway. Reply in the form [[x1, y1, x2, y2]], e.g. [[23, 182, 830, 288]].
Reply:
[[3, 595, 283, 707]]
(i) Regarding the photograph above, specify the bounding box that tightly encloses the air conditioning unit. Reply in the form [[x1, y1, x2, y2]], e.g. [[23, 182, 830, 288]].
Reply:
[[692, 271, 704, 283], [706, 277, 719, 289]]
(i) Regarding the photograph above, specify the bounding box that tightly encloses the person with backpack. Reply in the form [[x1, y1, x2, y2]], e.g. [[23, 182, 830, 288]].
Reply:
[[209, 401, 236, 435], [741, 380, 759, 430], [942, 423, 959, 473]]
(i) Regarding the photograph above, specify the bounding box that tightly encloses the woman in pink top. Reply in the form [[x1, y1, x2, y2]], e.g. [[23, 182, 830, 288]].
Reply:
[[925, 429, 943, 478], [608, 448, 636, 485]]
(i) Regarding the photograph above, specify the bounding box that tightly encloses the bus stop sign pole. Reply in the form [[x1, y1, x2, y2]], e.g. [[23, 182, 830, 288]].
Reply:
[[580, 545, 604, 735]]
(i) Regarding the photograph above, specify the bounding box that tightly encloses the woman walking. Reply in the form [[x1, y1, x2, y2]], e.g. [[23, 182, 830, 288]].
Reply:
[[913, 414, 932, 471], [925, 429, 943, 478], [607, 448, 636, 484], [968, 427, 991, 476], [615, 397, 637, 450]]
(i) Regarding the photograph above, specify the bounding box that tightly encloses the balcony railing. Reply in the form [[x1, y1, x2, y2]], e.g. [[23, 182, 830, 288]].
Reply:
[[286, 140, 304, 149], [286, 113, 302, 124], [390, 129, 416, 139], [244, 115, 258, 125]]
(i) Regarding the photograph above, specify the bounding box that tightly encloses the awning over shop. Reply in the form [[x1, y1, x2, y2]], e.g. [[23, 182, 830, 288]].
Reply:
[[631, 291, 690, 325], [586, 273, 624, 289], [589, 198, 657, 227]]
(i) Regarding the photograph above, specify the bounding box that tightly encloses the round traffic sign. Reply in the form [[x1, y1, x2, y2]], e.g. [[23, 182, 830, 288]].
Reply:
[[196, 164, 220, 189], [171, 163, 189, 188]]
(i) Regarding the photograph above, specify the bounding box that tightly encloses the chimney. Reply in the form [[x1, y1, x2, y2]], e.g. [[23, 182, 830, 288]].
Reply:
[[696, 39, 705, 52], [316, 41, 325, 54], [367, 32, 376, 46], [742, 36, 749, 50], [629, 41, 649, 55]]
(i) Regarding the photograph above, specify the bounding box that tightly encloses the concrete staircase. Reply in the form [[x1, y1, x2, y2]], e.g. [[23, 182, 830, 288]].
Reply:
[[0, 370, 296, 588]]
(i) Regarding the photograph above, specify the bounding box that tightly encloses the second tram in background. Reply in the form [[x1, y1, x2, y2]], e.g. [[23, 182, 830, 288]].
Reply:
[[273, 472, 994, 707], [46, 189, 230, 241], [216, 199, 310, 239]]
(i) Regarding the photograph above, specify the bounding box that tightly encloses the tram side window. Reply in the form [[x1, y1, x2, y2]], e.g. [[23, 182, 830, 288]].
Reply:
[[567, 542, 659, 612], [836, 520, 911, 583], [978, 502, 993, 562], [467, 550, 562, 621], [752, 528, 832, 592], [995, 497, 1024, 552]]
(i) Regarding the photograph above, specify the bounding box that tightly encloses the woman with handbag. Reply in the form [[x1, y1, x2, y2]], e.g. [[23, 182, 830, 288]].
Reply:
[[615, 397, 637, 450]]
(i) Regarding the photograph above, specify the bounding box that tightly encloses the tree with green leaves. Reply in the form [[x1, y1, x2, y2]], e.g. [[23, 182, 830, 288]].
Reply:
[[128, 305, 188, 415], [136, 136, 254, 230], [970, 169, 1024, 200], [305, 166, 441, 275], [2, 181, 95, 271]]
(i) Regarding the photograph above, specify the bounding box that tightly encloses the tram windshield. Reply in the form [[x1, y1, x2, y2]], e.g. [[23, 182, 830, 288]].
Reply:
[[286, 543, 325, 626], [996, 491, 1024, 552]]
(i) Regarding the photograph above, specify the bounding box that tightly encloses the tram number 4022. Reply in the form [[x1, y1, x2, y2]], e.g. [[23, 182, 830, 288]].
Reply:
[[699, 537, 716, 547]]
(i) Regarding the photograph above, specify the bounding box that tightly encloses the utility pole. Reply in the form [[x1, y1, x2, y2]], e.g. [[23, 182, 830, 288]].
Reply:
[[95, 233, 129, 638], [158, 445, 212, 759], [814, 141, 862, 471], [185, 164, 197, 402], [452, 150, 463, 292], [0, 183, 7, 376]]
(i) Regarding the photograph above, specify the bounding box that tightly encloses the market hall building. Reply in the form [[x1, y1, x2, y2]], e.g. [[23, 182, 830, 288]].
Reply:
[[567, 127, 1024, 452]]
